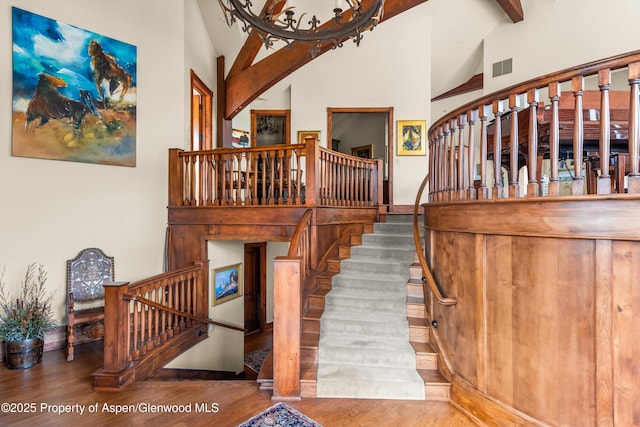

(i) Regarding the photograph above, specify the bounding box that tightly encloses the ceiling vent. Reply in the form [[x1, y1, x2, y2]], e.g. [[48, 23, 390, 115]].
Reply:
[[492, 58, 513, 77]]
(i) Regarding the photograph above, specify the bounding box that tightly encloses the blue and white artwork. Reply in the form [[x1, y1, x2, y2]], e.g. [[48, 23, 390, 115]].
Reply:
[[12, 7, 137, 167]]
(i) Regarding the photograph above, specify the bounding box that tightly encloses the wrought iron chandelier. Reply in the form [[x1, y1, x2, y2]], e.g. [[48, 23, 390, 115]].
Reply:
[[218, 0, 384, 57]]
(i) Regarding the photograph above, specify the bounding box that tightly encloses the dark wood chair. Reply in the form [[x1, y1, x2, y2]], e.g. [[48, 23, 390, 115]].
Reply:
[[66, 248, 114, 361]]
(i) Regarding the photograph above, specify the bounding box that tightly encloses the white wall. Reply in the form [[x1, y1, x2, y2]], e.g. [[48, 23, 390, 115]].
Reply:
[[483, 0, 640, 94], [0, 0, 194, 328]]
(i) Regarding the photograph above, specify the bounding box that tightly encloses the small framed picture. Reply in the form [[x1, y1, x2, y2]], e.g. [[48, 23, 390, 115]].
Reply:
[[351, 144, 373, 159], [212, 263, 243, 306], [397, 120, 427, 156], [297, 130, 320, 144]]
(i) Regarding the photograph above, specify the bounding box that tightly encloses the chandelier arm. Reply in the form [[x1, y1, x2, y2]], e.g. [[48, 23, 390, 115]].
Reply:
[[225, 0, 384, 44]]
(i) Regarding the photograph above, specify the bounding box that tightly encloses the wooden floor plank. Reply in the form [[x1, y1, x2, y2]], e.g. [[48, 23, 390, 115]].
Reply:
[[0, 333, 475, 426]]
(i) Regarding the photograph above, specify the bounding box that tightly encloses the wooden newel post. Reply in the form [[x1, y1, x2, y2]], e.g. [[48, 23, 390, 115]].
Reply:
[[92, 281, 135, 391], [272, 257, 301, 401], [168, 148, 184, 207]]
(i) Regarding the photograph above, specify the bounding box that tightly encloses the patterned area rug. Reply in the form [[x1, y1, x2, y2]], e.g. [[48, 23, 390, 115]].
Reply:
[[244, 347, 271, 373], [237, 402, 323, 427]]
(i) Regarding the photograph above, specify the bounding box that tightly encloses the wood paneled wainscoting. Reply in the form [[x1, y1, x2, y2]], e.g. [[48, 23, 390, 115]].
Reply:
[[423, 196, 640, 426]]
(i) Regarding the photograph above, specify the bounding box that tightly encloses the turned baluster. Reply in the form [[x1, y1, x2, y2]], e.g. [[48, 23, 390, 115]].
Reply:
[[572, 76, 585, 195], [628, 62, 640, 193], [598, 69, 612, 194], [527, 89, 540, 197], [508, 94, 520, 198], [437, 127, 446, 201], [478, 105, 490, 199], [457, 115, 466, 200], [548, 82, 561, 196], [449, 119, 458, 201], [492, 100, 504, 199], [467, 110, 477, 200]]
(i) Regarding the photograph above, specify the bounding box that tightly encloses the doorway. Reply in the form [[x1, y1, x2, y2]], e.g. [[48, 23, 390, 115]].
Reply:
[[327, 107, 394, 207], [190, 70, 213, 151], [244, 242, 266, 334]]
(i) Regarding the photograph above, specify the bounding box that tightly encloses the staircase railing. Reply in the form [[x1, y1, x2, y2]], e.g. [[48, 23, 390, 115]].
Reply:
[[413, 174, 457, 306], [94, 261, 244, 391], [429, 49, 640, 201]]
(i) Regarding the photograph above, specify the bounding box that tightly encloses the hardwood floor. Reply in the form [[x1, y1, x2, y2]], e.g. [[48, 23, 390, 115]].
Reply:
[[0, 333, 475, 426]]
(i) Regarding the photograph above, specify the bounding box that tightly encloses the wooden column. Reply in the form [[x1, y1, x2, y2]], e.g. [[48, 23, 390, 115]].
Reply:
[[168, 149, 184, 206], [628, 62, 640, 193], [527, 89, 540, 197], [93, 281, 135, 391], [492, 101, 504, 199], [272, 257, 301, 401], [548, 82, 561, 196], [508, 94, 520, 198], [598, 70, 612, 194], [572, 76, 585, 195], [467, 109, 478, 200], [457, 115, 466, 200], [478, 105, 490, 200]]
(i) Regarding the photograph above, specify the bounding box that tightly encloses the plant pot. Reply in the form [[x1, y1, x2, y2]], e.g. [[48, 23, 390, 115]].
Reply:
[[4, 338, 44, 369]]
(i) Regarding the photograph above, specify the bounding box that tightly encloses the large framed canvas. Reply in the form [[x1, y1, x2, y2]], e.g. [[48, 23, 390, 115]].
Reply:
[[397, 120, 426, 156], [11, 7, 137, 167], [212, 263, 243, 306]]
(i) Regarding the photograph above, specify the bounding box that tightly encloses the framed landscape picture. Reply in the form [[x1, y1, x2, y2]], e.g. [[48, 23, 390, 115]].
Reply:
[[212, 263, 243, 306], [397, 120, 426, 156]]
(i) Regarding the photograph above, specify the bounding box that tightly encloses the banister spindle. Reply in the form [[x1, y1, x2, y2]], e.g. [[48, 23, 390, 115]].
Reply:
[[508, 94, 520, 198], [457, 115, 466, 200], [443, 124, 451, 201], [548, 82, 561, 196], [492, 100, 504, 199], [438, 127, 445, 201], [429, 135, 436, 201], [527, 89, 540, 197], [572, 76, 585, 195], [467, 109, 478, 200], [598, 69, 612, 194], [478, 105, 490, 199], [449, 119, 458, 201], [628, 62, 640, 193]]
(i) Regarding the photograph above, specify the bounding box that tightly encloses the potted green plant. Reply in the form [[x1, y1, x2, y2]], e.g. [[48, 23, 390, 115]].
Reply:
[[0, 263, 56, 369]]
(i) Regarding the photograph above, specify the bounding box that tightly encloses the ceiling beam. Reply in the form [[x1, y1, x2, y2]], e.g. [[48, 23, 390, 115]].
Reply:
[[431, 73, 483, 102], [224, 0, 429, 119], [495, 0, 524, 23]]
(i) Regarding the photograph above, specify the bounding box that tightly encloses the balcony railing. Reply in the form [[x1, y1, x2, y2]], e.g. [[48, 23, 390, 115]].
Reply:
[[168, 140, 383, 208], [428, 49, 640, 202]]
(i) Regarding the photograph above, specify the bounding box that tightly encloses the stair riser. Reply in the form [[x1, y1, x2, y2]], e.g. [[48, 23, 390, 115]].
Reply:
[[424, 385, 451, 401], [410, 325, 430, 343], [416, 354, 437, 370], [338, 260, 409, 277], [319, 347, 417, 367], [350, 246, 416, 260], [406, 303, 426, 318], [361, 234, 415, 248], [320, 318, 409, 339]]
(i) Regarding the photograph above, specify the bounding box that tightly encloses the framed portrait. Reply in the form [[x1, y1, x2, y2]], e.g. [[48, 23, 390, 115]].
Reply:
[[212, 263, 243, 306], [297, 130, 320, 144], [397, 120, 426, 156], [351, 144, 373, 159]]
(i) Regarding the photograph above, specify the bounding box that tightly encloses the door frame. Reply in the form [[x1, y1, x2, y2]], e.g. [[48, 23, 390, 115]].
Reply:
[[190, 70, 213, 150], [244, 242, 267, 333], [327, 107, 394, 209]]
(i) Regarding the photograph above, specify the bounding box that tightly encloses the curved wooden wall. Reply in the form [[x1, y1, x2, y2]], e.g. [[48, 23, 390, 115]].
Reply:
[[424, 197, 640, 426]]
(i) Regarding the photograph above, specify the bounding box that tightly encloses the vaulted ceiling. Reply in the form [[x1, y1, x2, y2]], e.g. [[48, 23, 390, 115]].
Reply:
[[198, 0, 523, 120]]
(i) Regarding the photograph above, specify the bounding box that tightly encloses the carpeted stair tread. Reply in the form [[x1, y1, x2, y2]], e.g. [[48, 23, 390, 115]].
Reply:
[[319, 338, 417, 367], [316, 364, 426, 400]]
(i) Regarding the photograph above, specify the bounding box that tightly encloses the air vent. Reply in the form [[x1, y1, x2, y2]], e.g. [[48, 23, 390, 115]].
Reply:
[[492, 58, 513, 77]]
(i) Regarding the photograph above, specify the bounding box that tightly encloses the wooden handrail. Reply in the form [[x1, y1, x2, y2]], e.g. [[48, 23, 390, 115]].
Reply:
[[124, 294, 246, 332], [288, 209, 313, 257], [413, 173, 457, 306]]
